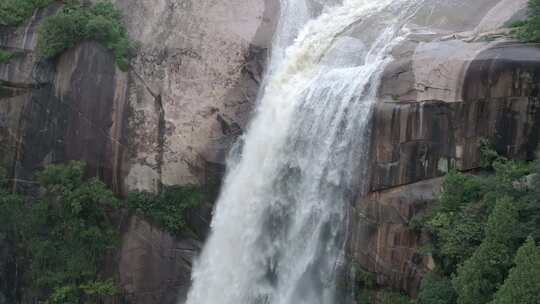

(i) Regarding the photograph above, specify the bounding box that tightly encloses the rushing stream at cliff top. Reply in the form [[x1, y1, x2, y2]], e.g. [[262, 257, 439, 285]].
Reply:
[[185, 1, 419, 303]]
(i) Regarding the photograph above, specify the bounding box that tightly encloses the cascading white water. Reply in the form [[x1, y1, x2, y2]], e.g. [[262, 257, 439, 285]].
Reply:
[[185, 1, 420, 304]]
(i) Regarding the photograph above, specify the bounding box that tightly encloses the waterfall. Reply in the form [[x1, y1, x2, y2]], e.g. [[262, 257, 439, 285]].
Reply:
[[185, 1, 419, 304]]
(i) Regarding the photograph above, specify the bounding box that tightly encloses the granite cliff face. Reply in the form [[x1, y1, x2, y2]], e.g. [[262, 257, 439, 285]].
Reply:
[[0, 0, 276, 193], [0, 0, 275, 302], [111, 0, 277, 192], [348, 0, 540, 296], [1, 0, 539, 302]]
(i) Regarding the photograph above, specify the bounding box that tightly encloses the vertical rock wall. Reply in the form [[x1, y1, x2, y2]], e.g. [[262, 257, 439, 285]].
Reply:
[[2, 0, 538, 302], [111, 0, 277, 192], [0, 40, 128, 193], [349, 0, 539, 295], [0, 4, 60, 187], [0, 1, 276, 303], [0, 0, 277, 192], [110, 1, 277, 302]]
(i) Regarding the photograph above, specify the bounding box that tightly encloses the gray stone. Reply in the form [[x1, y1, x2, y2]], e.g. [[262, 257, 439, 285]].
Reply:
[[373, 37, 540, 191], [118, 216, 202, 304], [353, 1, 539, 297], [1, 0, 537, 301], [111, 0, 277, 191], [348, 178, 442, 297], [1, 1, 276, 302]]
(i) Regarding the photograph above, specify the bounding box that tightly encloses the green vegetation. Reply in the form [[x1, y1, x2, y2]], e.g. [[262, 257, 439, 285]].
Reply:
[[355, 287, 413, 304], [416, 273, 456, 304], [0, 167, 28, 302], [127, 185, 205, 236], [0, 50, 15, 63], [351, 262, 376, 304], [30, 161, 120, 303], [426, 170, 486, 273], [1, 162, 120, 303], [37, 1, 135, 70], [357, 292, 372, 304], [491, 237, 540, 304], [513, 0, 540, 42], [453, 198, 518, 304], [379, 291, 414, 304], [352, 263, 415, 304], [349, 141, 540, 304], [412, 144, 540, 304], [0, 0, 53, 27], [0, 162, 207, 303], [0, 0, 134, 69]]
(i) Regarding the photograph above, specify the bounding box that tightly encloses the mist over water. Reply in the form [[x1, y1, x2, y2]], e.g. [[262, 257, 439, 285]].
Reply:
[[184, 1, 421, 304]]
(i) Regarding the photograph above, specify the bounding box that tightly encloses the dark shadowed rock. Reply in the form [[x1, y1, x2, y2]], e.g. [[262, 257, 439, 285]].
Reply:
[[0, 41, 128, 194], [1, 1, 276, 302], [349, 178, 440, 297], [2, 0, 539, 302], [55, 42, 129, 192], [372, 42, 540, 191], [353, 3, 540, 295], [118, 216, 202, 304]]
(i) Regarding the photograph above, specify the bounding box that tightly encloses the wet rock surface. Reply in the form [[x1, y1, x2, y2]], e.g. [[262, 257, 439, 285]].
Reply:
[[118, 216, 202, 304], [349, 178, 441, 297], [1, 0, 539, 301], [350, 1, 540, 295], [373, 42, 540, 191], [0, 0, 274, 302]]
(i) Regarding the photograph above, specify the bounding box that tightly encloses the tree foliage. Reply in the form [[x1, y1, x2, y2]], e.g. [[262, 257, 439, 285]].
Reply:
[[1, 0, 135, 70], [415, 143, 540, 304], [0, 162, 120, 303], [0, 0, 53, 27], [0, 50, 15, 63], [379, 291, 414, 304], [417, 272, 457, 304], [37, 1, 135, 70], [425, 170, 487, 273], [513, 0, 540, 42], [1, 161, 208, 302], [127, 185, 205, 236], [453, 198, 519, 304], [0, 168, 29, 303], [490, 237, 540, 304], [30, 162, 120, 296]]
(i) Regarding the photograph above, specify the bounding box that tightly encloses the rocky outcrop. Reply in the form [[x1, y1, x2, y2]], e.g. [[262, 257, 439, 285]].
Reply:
[[111, 0, 277, 191], [0, 40, 127, 193], [348, 178, 441, 296], [117, 195, 214, 304], [1, 0, 275, 303], [0, 4, 60, 186], [373, 41, 540, 191], [118, 216, 201, 304], [112, 1, 276, 302], [0, 3, 131, 194], [348, 0, 539, 296], [56, 42, 128, 190], [2, 0, 538, 302], [0, 0, 276, 192]]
